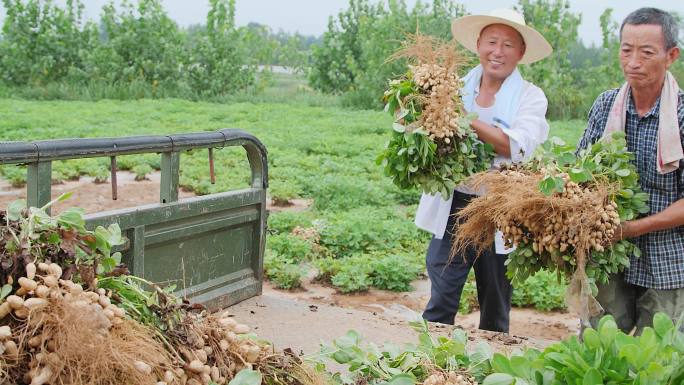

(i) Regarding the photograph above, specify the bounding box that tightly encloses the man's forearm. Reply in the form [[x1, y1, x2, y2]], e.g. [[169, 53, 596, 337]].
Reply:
[[470, 119, 511, 158], [620, 198, 684, 239]]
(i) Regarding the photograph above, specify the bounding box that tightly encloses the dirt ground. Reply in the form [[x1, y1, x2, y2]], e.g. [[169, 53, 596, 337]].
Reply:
[[0, 171, 195, 214], [227, 277, 579, 356], [262, 278, 579, 342], [0, 174, 579, 353], [0, 171, 314, 214]]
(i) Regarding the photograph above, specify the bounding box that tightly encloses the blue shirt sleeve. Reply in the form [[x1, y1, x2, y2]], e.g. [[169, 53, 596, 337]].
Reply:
[[577, 91, 610, 152]]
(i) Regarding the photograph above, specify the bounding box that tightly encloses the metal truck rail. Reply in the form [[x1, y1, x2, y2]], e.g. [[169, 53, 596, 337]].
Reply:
[[0, 129, 268, 309]]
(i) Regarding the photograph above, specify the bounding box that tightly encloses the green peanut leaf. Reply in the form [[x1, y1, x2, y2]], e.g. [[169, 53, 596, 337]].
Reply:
[[582, 368, 603, 385], [7, 199, 25, 221], [393, 123, 406, 133], [619, 344, 640, 366], [491, 353, 514, 374], [615, 169, 631, 177], [569, 167, 592, 183], [483, 373, 515, 385], [539, 176, 557, 196], [228, 369, 262, 385], [385, 374, 415, 385], [0, 284, 12, 301], [653, 312, 674, 337], [582, 328, 601, 350]]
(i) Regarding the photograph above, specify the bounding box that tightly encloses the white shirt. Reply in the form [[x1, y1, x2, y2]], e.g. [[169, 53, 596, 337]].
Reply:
[[414, 80, 550, 252], [455, 100, 496, 196]]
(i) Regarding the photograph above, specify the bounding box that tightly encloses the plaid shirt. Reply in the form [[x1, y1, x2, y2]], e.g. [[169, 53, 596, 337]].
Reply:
[[577, 88, 684, 289]]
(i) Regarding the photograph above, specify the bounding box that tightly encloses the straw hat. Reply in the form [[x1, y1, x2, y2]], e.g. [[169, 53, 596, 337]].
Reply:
[[451, 8, 552, 64]]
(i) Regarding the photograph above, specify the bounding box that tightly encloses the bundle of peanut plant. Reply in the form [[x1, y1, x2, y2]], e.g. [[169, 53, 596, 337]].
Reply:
[[377, 34, 494, 198], [0, 192, 125, 291], [450, 132, 649, 319], [0, 196, 181, 384], [0, 197, 322, 385], [6, 268, 175, 385]]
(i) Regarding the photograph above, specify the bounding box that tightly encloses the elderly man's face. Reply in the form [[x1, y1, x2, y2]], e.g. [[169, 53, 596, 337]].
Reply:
[[620, 24, 680, 91], [476, 24, 526, 81]]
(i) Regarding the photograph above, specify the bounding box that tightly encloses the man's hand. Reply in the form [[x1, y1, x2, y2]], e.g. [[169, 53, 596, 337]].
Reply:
[[470, 118, 511, 158], [611, 220, 642, 243], [611, 199, 684, 244], [611, 221, 631, 243]]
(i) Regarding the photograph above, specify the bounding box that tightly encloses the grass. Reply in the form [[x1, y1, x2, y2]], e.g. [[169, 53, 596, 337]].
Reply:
[[0, 72, 343, 108], [0, 74, 585, 302], [0, 96, 584, 196], [548, 119, 586, 145]]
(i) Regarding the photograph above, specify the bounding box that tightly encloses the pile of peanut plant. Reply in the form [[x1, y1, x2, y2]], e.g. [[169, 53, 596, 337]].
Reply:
[[451, 132, 649, 318], [0, 197, 322, 385], [377, 35, 494, 198]]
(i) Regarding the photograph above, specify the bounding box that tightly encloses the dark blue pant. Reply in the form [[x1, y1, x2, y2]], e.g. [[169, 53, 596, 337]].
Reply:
[[422, 191, 512, 332]]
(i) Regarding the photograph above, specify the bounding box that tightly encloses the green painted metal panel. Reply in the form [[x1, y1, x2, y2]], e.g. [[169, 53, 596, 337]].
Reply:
[[27, 162, 52, 210], [160, 152, 180, 204], [144, 223, 254, 290], [130, 226, 146, 277], [144, 210, 258, 246], [85, 189, 263, 230], [83, 184, 267, 311]]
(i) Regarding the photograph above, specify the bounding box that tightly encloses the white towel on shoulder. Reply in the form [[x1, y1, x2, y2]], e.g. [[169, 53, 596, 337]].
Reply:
[[602, 71, 683, 174]]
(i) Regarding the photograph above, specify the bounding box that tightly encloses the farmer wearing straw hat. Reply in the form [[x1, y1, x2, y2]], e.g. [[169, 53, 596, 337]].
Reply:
[[415, 9, 552, 331], [577, 7, 684, 335]]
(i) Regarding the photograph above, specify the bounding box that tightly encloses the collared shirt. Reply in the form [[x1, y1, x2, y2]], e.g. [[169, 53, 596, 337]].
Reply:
[[577, 88, 684, 289], [456, 81, 550, 195]]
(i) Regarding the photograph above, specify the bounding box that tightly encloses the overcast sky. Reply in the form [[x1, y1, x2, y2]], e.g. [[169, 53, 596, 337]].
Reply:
[[0, 1, 682, 46]]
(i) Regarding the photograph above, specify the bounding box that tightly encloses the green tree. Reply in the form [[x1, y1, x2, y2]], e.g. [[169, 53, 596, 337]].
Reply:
[[272, 32, 312, 73], [308, 0, 465, 108], [587, 9, 623, 91], [184, 0, 256, 96], [515, 0, 584, 120], [85, 0, 186, 87], [308, 0, 375, 95], [0, 0, 94, 85], [664, 10, 684, 85]]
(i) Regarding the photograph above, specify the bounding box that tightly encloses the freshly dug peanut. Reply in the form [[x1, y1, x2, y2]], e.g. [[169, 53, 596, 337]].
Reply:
[[14, 307, 29, 319], [6, 295, 24, 310], [24, 298, 48, 310], [134, 361, 152, 375], [26, 263, 37, 280], [186, 360, 204, 374], [0, 303, 11, 319], [0, 325, 11, 340], [37, 263, 50, 273], [35, 285, 50, 299], [47, 263, 62, 278]]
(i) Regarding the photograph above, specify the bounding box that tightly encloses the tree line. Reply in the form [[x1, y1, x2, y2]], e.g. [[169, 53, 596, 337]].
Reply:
[[0, 0, 682, 119]]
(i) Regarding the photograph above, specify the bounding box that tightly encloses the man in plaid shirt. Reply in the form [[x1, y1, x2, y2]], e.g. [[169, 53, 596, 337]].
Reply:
[[577, 8, 684, 334]]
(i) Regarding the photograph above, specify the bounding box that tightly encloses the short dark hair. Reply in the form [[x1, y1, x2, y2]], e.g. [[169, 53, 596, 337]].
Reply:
[[620, 7, 679, 50]]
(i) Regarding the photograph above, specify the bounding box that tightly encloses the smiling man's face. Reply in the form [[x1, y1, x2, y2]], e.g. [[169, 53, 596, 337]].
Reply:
[[476, 23, 526, 82], [620, 23, 679, 91]]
